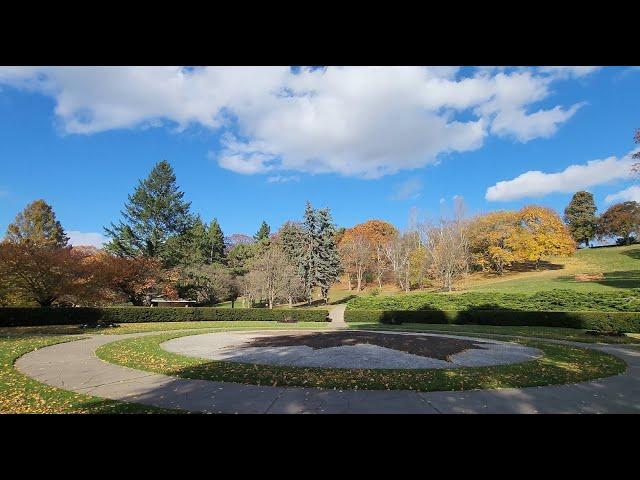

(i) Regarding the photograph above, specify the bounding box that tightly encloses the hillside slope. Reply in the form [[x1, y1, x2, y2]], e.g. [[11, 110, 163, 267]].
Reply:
[[462, 245, 640, 294]]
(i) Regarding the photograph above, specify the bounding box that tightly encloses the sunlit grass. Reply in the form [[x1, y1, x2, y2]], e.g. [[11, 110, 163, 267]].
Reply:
[[348, 322, 640, 344], [0, 336, 180, 414], [96, 330, 626, 392]]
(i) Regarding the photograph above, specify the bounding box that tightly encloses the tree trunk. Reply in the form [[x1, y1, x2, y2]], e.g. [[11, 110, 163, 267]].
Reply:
[[289, 296, 293, 308], [347, 275, 352, 291]]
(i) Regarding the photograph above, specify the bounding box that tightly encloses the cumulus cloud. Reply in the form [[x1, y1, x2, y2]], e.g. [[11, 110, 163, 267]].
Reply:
[[391, 177, 423, 200], [486, 151, 637, 201], [0, 66, 593, 178], [605, 185, 640, 204], [67, 231, 105, 248]]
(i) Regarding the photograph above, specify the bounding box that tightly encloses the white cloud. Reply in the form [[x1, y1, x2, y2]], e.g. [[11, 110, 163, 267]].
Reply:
[[391, 177, 423, 200], [486, 151, 637, 201], [605, 185, 640, 204], [266, 175, 300, 184], [0, 66, 594, 179], [67, 231, 105, 248], [537, 66, 601, 78]]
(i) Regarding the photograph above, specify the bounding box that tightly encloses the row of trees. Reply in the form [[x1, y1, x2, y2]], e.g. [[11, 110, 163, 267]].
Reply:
[[0, 200, 176, 307], [0, 161, 342, 308], [337, 201, 577, 292], [565, 191, 640, 247]]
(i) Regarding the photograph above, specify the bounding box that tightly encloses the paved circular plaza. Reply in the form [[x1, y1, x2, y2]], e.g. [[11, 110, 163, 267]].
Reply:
[[160, 330, 543, 369]]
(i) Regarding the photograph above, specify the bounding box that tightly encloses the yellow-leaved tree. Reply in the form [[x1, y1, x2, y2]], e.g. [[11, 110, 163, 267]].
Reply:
[[507, 205, 576, 269], [468, 211, 520, 275]]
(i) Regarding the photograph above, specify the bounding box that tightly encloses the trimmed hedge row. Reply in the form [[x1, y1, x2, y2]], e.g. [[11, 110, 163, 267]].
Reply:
[[346, 289, 640, 312], [0, 307, 330, 327], [344, 309, 640, 333]]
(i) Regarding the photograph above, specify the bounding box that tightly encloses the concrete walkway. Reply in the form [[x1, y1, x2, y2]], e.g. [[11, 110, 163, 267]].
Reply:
[[14, 329, 640, 413], [327, 304, 347, 328]]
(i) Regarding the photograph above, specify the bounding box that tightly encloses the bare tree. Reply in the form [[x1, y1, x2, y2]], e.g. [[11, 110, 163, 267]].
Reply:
[[383, 233, 414, 292], [418, 198, 470, 292], [338, 233, 371, 292], [246, 244, 304, 309]]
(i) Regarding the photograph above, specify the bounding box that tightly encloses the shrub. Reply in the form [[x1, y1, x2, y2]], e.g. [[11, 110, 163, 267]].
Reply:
[[346, 289, 640, 312], [344, 309, 640, 332], [0, 307, 329, 327]]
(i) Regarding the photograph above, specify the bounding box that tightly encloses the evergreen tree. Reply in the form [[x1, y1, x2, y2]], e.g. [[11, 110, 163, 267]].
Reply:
[[254, 220, 271, 241], [163, 216, 207, 268], [299, 202, 318, 304], [279, 221, 305, 263], [6, 199, 69, 247], [315, 207, 342, 303], [104, 160, 194, 262], [564, 191, 598, 247], [206, 218, 226, 264]]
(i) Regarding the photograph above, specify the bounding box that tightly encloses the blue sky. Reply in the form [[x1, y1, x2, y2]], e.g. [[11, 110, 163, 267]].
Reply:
[[0, 66, 638, 247]]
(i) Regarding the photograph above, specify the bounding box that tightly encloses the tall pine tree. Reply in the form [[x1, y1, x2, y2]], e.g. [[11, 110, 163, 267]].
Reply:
[[315, 207, 342, 303], [298, 202, 341, 304], [104, 160, 194, 261], [206, 218, 226, 264], [300, 202, 318, 304], [254, 221, 271, 241], [564, 191, 597, 247]]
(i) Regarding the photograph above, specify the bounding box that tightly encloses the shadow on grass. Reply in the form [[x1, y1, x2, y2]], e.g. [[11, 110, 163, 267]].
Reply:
[[621, 249, 640, 261]]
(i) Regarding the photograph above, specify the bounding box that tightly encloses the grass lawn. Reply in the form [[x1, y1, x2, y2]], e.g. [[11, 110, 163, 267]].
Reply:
[[96, 330, 626, 393], [0, 321, 332, 337], [461, 245, 640, 294], [0, 335, 181, 414], [348, 322, 640, 344]]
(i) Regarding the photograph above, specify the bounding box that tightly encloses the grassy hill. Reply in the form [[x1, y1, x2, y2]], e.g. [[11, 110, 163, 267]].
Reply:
[[461, 244, 640, 294]]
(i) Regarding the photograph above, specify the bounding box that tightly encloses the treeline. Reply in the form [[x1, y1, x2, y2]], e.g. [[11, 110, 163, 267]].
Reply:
[[0, 161, 342, 308], [3, 159, 640, 307], [564, 191, 640, 247], [336, 201, 576, 293]]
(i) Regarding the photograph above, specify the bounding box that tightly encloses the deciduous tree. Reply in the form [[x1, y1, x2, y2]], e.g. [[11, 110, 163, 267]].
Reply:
[[598, 201, 640, 245], [0, 242, 95, 306], [338, 232, 371, 291], [468, 211, 519, 274], [508, 205, 576, 268], [5, 199, 69, 247], [93, 253, 177, 306]]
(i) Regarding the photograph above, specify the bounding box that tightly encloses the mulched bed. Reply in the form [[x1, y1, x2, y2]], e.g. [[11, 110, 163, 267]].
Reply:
[[242, 331, 487, 361]]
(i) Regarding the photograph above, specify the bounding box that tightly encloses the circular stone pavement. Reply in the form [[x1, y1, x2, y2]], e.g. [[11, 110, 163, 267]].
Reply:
[[160, 330, 543, 369]]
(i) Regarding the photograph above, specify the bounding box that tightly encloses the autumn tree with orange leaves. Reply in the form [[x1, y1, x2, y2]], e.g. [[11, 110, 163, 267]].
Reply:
[[0, 242, 101, 306], [338, 220, 397, 290], [92, 253, 178, 306]]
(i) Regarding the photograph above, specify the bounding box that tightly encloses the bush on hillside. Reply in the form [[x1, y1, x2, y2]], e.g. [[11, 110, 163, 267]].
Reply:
[[344, 309, 640, 333], [346, 289, 640, 312]]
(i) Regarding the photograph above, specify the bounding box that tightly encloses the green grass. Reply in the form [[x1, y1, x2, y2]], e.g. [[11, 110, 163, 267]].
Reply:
[[96, 330, 626, 393], [464, 245, 640, 294], [0, 335, 181, 414], [0, 321, 333, 337], [348, 322, 640, 344]]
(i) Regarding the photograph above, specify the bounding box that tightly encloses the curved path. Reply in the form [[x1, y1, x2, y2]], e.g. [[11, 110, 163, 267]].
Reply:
[[15, 331, 640, 414]]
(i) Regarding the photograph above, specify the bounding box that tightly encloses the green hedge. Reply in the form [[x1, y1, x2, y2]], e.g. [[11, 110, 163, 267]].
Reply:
[[344, 309, 640, 333], [346, 289, 640, 312], [0, 307, 330, 327]]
